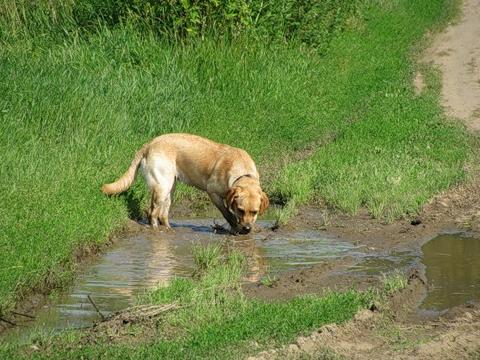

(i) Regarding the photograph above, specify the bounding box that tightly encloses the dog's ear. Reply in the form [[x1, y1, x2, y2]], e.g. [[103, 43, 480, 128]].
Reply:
[[226, 187, 239, 210], [259, 191, 270, 215]]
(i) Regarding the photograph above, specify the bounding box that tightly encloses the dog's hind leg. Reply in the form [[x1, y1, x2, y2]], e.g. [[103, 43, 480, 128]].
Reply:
[[160, 180, 177, 228], [147, 182, 174, 228], [148, 187, 162, 228], [158, 192, 172, 228], [144, 157, 175, 229], [148, 177, 174, 229]]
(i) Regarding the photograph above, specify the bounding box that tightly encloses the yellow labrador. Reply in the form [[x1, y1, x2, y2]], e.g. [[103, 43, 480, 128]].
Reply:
[[102, 133, 269, 234]]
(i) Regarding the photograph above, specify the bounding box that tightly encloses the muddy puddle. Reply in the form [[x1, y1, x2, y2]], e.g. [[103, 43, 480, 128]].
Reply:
[[348, 250, 417, 276], [419, 233, 480, 314], [5, 220, 479, 342], [3, 219, 369, 340]]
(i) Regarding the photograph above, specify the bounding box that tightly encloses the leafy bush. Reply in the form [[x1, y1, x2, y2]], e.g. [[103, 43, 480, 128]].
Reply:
[[1, 0, 363, 50]]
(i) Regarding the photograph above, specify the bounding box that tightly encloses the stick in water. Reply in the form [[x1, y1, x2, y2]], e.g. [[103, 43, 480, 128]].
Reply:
[[87, 294, 106, 321], [11, 311, 35, 319], [0, 316, 16, 326]]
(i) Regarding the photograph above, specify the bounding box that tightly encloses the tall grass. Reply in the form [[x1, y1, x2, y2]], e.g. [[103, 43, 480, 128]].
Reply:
[[0, 0, 362, 49], [0, 0, 470, 313]]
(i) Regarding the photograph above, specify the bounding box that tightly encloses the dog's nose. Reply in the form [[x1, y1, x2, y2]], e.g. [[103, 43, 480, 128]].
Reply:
[[243, 225, 252, 232]]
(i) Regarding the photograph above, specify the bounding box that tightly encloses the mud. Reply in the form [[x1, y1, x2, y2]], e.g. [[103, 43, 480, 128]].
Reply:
[[82, 303, 179, 346], [250, 276, 480, 360], [243, 249, 418, 301]]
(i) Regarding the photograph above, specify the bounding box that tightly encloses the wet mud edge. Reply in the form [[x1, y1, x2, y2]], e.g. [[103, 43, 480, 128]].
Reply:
[[249, 272, 480, 360]]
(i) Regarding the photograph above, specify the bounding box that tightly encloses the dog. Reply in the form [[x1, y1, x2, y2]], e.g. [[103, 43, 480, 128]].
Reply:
[[101, 133, 269, 234]]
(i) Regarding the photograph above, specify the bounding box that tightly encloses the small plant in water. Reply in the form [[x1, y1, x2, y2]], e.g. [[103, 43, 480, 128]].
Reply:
[[360, 271, 409, 310], [192, 244, 222, 275], [382, 271, 408, 296], [260, 273, 279, 288]]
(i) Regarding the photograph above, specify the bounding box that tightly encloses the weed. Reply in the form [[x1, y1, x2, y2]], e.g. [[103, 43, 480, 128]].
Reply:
[[192, 244, 223, 274], [260, 273, 279, 288], [382, 271, 408, 297]]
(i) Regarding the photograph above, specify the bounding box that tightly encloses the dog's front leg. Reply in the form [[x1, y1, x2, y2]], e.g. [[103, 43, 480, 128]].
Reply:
[[208, 193, 241, 233]]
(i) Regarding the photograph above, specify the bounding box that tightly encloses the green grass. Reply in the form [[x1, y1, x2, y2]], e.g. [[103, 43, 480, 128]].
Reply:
[[0, 246, 381, 359], [381, 271, 408, 297], [272, 1, 469, 220], [0, 0, 470, 313], [191, 243, 224, 275]]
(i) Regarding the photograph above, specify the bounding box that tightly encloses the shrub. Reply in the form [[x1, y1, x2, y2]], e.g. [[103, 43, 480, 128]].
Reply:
[[0, 0, 364, 50]]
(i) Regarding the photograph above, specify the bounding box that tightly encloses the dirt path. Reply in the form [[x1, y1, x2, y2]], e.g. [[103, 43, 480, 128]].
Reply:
[[425, 0, 480, 131]]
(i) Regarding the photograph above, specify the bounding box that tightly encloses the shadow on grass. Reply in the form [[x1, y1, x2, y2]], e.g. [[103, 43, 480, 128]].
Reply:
[[123, 190, 144, 221]]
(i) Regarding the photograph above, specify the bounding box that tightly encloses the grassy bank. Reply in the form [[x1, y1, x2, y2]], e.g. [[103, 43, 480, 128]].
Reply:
[[272, 1, 468, 220], [0, 0, 469, 313], [0, 246, 406, 359]]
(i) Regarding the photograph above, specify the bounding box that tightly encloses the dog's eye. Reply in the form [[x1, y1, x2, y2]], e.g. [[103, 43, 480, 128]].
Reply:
[[251, 211, 258, 216], [238, 209, 245, 214]]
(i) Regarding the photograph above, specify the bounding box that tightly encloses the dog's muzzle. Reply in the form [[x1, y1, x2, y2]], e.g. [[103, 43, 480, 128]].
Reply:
[[239, 225, 252, 234]]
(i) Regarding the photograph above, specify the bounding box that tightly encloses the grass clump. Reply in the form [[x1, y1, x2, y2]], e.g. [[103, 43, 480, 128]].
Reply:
[[192, 244, 224, 275], [381, 271, 408, 297], [259, 273, 279, 288], [140, 246, 247, 333]]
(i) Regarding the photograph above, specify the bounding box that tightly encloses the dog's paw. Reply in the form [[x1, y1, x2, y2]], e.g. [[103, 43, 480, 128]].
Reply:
[[212, 223, 230, 234]]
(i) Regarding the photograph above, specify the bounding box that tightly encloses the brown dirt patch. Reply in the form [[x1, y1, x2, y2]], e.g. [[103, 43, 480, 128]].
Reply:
[[424, 0, 480, 132], [249, 276, 480, 360], [243, 256, 373, 301], [292, 168, 480, 253]]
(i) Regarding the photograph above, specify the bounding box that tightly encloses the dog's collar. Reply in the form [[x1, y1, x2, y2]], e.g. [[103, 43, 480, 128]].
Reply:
[[231, 174, 256, 186]]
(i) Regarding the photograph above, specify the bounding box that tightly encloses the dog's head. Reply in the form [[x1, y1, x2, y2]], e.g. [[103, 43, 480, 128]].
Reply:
[[226, 180, 269, 234]]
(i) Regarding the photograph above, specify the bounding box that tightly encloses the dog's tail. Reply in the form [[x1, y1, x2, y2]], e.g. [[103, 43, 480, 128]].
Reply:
[[101, 145, 147, 195]]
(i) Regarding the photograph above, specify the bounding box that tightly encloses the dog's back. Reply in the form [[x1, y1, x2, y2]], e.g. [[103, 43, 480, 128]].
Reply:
[[146, 133, 257, 192], [102, 133, 257, 195]]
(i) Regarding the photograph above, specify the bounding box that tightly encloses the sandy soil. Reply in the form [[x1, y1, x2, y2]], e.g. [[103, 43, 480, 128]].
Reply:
[[425, 0, 480, 131]]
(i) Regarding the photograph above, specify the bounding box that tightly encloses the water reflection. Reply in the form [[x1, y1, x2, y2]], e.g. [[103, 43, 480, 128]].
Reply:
[[6, 220, 357, 336], [15, 229, 478, 336], [420, 234, 480, 311]]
